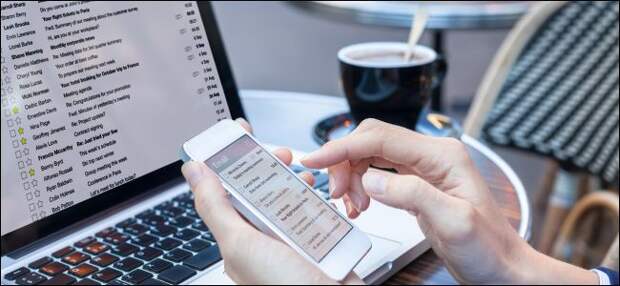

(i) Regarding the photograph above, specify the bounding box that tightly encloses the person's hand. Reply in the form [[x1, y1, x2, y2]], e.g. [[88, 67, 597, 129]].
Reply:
[[181, 118, 363, 285], [301, 119, 598, 284]]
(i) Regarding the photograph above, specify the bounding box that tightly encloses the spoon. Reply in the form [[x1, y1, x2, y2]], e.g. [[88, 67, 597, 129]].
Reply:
[[404, 6, 429, 62]]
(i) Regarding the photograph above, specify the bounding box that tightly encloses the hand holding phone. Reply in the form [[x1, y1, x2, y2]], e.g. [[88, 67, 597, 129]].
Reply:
[[181, 119, 371, 280]]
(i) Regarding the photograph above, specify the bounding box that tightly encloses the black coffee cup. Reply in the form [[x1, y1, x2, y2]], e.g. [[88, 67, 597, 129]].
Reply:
[[338, 42, 446, 129]]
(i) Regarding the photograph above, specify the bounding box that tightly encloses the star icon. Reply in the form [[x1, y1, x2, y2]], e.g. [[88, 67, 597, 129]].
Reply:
[[20, 137, 27, 145], [18, 127, 24, 135], [12, 106, 19, 114], [28, 168, 35, 177]]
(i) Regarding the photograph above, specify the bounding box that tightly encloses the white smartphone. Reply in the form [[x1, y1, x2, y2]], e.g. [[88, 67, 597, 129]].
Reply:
[[181, 119, 371, 280]]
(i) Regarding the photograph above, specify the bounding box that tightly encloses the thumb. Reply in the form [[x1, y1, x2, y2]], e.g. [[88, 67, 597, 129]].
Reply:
[[181, 161, 248, 238], [361, 170, 459, 217]]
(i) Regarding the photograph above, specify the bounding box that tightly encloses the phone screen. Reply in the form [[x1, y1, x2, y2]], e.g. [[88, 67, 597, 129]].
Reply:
[[205, 135, 352, 262]]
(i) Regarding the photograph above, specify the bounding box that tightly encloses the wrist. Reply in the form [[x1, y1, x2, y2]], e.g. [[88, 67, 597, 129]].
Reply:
[[497, 235, 537, 284], [507, 241, 599, 284]]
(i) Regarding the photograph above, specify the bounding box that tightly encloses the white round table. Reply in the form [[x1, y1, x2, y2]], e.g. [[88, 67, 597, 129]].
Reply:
[[240, 89, 530, 284]]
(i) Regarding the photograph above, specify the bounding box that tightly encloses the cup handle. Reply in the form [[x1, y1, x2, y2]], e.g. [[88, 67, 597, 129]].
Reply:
[[432, 55, 448, 89]]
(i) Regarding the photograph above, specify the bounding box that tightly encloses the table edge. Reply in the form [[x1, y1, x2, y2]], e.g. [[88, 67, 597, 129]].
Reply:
[[462, 134, 531, 240], [287, 1, 529, 30], [241, 89, 348, 106]]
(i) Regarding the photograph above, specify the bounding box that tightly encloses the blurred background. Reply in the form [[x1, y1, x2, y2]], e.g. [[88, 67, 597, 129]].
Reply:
[[212, 1, 506, 110]]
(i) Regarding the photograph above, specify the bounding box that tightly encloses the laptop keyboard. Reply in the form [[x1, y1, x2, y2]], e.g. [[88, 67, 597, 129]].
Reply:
[[3, 165, 329, 285]]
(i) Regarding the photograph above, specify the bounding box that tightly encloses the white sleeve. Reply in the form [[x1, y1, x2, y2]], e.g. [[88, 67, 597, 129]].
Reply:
[[591, 269, 611, 285]]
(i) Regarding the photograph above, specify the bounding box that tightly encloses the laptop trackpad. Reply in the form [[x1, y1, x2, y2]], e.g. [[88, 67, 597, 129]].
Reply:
[[330, 198, 425, 242], [353, 234, 401, 278]]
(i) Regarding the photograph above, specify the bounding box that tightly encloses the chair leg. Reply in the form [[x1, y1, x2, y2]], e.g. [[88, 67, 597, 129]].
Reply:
[[536, 169, 584, 254], [572, 176, 600, 266], [571, 209, 598, 266], [531, 161, 559, 246], [538, 207, 570, 254], [602, 234, 619, 272]]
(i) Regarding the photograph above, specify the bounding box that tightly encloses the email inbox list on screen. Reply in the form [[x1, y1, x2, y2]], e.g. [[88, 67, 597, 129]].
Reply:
[[0, 2, 232, 236]]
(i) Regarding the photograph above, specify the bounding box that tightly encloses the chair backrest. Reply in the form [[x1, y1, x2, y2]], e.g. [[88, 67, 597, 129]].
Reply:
[[465, 1, 619, 184]]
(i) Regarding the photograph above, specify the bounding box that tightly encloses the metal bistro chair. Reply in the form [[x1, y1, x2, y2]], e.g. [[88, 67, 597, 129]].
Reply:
[[464, 1, 619, 269]]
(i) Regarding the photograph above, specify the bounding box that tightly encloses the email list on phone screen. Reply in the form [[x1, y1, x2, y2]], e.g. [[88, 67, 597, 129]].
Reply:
[[205, 135, 352, 262]]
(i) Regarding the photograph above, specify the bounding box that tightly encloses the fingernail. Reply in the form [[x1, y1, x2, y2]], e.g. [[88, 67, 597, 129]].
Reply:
[[346, 200, 354, 217], [300, 151, 318, 164], [349, 192, 363, 211], [362, 172, 387, 195], [235, 118, 252, 133], [235, 117, 248, 125], [182, 161, 205, 187], [328, 174, 336, 196]]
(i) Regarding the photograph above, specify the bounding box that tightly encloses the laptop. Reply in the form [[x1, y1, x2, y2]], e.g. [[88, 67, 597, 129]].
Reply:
[[1, 2, 428, 284]]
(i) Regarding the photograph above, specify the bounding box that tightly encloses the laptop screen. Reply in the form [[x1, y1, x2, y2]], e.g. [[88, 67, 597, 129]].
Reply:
[[1, 2, 239, 239]]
